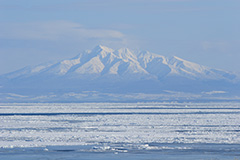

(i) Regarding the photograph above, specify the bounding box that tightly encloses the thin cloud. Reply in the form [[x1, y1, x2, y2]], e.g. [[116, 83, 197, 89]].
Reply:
[[0, 20, 139, 56], [0, 21, 125, 41]]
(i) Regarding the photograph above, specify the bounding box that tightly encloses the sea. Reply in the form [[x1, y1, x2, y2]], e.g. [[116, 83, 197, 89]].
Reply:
[[0, 102, 239, 160]]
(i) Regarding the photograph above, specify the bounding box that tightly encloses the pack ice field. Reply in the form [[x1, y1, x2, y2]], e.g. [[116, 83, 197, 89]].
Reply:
[[0, 103, 240, 160]]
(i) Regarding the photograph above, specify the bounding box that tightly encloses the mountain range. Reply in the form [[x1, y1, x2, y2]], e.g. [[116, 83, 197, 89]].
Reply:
[[1, 45, 239, 102]]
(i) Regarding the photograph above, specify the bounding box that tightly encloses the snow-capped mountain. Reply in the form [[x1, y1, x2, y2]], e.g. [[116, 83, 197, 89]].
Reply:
[[0, 45, 239, 102], [3, 45, 237, 81]]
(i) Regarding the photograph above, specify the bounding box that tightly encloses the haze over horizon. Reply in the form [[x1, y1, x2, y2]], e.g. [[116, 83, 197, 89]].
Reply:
[[0, 0, 239, 74]]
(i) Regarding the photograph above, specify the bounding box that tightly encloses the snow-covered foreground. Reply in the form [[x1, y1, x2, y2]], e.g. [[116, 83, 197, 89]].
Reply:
[[0, 102, 240, 160]]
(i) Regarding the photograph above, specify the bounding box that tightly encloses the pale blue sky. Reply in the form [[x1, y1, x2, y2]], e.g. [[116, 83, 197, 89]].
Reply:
[[0, 0, 239, 74]]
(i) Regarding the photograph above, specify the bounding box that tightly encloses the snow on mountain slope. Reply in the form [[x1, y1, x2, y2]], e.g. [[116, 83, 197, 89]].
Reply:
[[43, 57, 81, 75], [166, 56, 237, 80], [65, 45, 148, 77], [115, 48, 137, 62], [3, 62, 54, 79], [1, 45, 240, 102], [137, 51, 170, 79], [74, 56, 104, 74], [1, 45, 238, 83]]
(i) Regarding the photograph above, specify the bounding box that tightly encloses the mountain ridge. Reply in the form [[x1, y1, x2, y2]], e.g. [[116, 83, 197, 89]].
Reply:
[[0, 45, 239, 102], [2, 45, 237, 81]]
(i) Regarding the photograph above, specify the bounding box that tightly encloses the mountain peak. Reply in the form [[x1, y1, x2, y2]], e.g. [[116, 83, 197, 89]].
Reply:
[[171, 56, 183, 60], [92, 45, 114, 53], [116, 48, 137, 62], [1, 45, 239, 102], [2, 45, 238, 82]]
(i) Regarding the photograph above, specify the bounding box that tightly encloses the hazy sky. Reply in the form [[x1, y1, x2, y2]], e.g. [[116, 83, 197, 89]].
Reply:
[[0, 0, 239, 74]]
